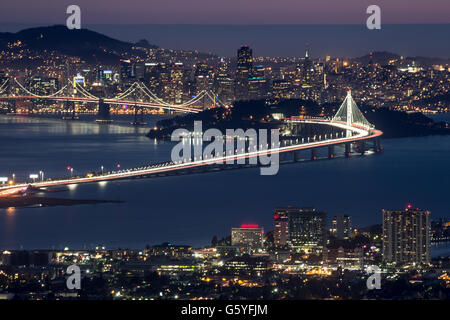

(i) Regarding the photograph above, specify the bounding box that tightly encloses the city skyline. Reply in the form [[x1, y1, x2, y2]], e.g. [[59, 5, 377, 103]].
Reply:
[[0, 1, 449, 302]]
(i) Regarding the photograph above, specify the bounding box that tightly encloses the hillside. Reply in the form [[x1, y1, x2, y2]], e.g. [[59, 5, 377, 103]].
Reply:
[[0, 25, 158, 64]]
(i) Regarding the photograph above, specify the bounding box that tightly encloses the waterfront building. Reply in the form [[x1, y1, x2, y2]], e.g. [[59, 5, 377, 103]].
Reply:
[[382, 206, 431, 265], [231, 224, 264, 251], [274, 207, 326, 254], [331, 214, 352, 240]]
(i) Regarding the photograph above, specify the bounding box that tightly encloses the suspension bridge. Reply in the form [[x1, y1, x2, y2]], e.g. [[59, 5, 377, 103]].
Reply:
[[0, 77, 226, 116], [0, 90, 382, 196]]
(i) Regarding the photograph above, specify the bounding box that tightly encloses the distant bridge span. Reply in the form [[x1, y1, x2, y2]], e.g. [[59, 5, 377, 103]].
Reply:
[[0, 78, 226, 113], [0, 95, 201, 113]]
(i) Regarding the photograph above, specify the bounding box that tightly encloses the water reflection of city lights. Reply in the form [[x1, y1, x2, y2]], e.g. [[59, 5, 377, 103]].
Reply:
[[68, 184, 78, 190]]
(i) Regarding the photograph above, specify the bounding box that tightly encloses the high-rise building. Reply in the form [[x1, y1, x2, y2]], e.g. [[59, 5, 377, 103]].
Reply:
[[164, 63, 185, 104], [213, 58, 234, 105], [274, 210, 289, 247], [274, 207, 326, 253], [214, 73, 234, 105], [248, 65, 267, 99], [234, 45, 253, 101], [119, 59, 134, 84], [194, 62, 213, 94], [143, 62, 160, 93], [382, 206, 430, 265], [332, 214, 352, 240], [271, 79, 292, 100], [231, 224, 264, 250], [303, 43, 312, 84], [295, 43, 318, 101]]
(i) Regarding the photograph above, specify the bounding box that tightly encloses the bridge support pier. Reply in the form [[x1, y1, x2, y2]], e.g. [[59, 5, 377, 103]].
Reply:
[[328, 146, 334, 159], [311, 149, 317, 161], [294, 150, 301, 162], [345, 143, 351, 157], [373, 138, 382, 153], [96, 99, 111, 122], [132, 105, 145, 125], [64, 100, 77, 119], [8, 100, 16, 113], [359, 141, 366, 155]]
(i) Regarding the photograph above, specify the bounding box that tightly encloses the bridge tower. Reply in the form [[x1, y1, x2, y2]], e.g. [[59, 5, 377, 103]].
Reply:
[[333, 89, 372, 128], [96, 98, 112, 123], [131, 83, 146, 125], [332, 89, 378, 155], [63, 100, 77, 120], [132, 105, 145, 125], [7, 77, 18, 114], [346, 90, 352, 126]]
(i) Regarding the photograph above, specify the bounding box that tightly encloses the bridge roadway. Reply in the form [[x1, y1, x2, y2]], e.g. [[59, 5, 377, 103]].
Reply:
[[0, 95, 201, 113], [0, 119, 382, 196]]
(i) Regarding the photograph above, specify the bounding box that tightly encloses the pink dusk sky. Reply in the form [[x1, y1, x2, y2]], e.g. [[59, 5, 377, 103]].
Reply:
[[0, 0, 449, 24]]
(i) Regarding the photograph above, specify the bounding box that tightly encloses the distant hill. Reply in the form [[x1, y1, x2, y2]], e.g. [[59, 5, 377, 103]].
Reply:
[[0, 25, 158, 64], [356, 51, 450, 66], [356, 51, 400, 65]]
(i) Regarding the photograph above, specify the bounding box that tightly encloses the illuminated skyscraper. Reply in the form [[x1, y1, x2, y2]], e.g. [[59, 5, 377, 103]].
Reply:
[[332, 214, 352, 240], [382, 206, 430, 265], [274, 207, 326, 253], [119, 59, 134, 84], [194, 62, 213, 94], [271, 79, 292, 100], [166, 63, 185, 104], [274, 209, 289, 247], [248, 64, 267, 99], [235, 45, 253, 101], [300, 43, 315, 101], [214, 60, 234, 105], [143, 62, 159, 93], [231, 224, 264, 250]]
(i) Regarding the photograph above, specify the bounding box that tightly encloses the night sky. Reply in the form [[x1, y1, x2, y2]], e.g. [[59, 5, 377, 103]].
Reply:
[[1, 0, 449, 24]]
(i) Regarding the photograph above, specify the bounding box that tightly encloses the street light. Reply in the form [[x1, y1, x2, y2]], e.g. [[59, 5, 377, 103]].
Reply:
[[101, 166, 104, 174], [39, 170, 44, 181], [71, 168, 74, 177]]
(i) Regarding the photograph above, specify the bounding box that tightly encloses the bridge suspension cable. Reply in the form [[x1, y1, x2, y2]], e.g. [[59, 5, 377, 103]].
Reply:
[[205, 90, 227, 108], [7, 78, 225, 110], [112, 82, 140, 99], [14, 78, 69, 98], [0, 79, 9, 93], [332, 90, 373, 128], [72, 80, 99, 99], [137, 82, 210, 107]]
